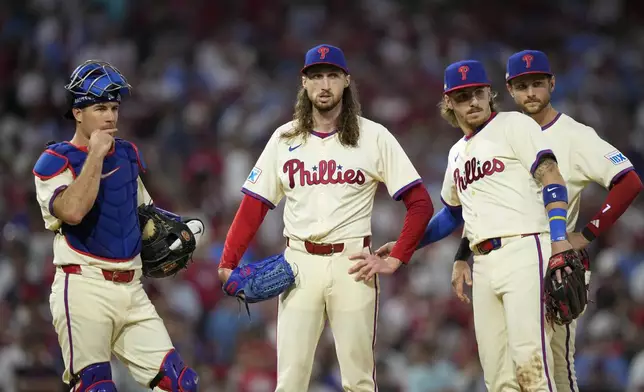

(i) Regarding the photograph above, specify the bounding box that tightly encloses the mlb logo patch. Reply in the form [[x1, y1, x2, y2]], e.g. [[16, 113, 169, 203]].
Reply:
[[247, 167, 262, 183], [604, 150, 629, 165]]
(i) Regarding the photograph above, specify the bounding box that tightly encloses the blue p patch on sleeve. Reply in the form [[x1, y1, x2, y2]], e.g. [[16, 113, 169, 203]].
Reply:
[[33, 151, 69, 180]]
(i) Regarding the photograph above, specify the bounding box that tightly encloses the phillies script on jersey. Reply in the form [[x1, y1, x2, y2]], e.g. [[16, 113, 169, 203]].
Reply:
[[283, 159, 366, 188], [454, 157, 506, 192]]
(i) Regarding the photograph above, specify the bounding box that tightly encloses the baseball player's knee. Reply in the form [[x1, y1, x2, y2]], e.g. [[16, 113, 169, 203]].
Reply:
[[71, 362, 118, 392], [515, 350, 547, 390], [150, 349, 198, 392]]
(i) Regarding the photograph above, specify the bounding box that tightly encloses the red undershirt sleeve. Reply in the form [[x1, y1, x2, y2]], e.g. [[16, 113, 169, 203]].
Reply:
[[389, 184, 434, 263], [582, 170, 643, 241], [219, 195, 271, 269]]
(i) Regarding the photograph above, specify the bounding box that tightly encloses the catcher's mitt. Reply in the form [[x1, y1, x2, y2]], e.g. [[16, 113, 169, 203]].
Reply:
[[544, 248, 588, 325], [138, 204, 199, 278], [223, 253, 295, 308]]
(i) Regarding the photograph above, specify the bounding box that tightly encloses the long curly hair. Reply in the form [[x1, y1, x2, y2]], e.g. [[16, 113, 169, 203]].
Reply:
[[280, 81, 362, 147]]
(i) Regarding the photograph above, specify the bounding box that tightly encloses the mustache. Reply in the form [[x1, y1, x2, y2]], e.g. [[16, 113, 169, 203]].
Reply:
[[467, 108, 482, 114], [524, 98, 541, 104]]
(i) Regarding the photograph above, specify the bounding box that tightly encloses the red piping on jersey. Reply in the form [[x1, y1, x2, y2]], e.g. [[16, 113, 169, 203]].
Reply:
[[310, 129, 337, 139], [219, 195, 270, 269], [582, 169, 642, 240], [464, 112, 498, 141], [63, 141, 116, 156], [390, 184, 433, 264]]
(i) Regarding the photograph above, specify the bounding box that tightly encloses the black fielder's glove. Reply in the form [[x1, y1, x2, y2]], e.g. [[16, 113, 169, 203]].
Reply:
[[543, 248, 588, 325], [138, 204, 202, 278]]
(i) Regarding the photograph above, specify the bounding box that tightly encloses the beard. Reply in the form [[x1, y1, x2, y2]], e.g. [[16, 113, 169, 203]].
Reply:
[[312, 93, 342, 112], [522, 96, 550, 114], [460, 108, 488, 129]]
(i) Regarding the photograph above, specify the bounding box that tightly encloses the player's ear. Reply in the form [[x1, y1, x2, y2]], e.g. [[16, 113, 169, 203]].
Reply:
[[72, 108, 83, 123], [505, 82, 514, 98], [344, 74, 350, 88], [443, 94, 453, 110], [549, 76, 556, 93]]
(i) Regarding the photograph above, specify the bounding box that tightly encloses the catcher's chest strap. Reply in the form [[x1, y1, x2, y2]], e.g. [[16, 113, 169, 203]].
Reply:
[[475, 232, 540, 255], [61, 264, 135, 283], [286, 236, 371, 256]]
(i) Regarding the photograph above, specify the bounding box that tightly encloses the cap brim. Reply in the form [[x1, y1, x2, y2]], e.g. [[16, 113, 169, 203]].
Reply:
[[506, 71, 553, 82], [301, 62, 349, 74], [444, 83, 490, 94]]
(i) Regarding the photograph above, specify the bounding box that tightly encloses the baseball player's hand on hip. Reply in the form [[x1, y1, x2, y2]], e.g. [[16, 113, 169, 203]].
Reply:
[[567, 232, 590, 250], [451, 260, 472, 304], [374, 241, 395, 257], [348, 253, 401, 282]]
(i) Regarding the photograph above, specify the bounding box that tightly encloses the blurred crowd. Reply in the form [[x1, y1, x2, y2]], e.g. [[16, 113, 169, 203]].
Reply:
[[1, 0, 644, 391]]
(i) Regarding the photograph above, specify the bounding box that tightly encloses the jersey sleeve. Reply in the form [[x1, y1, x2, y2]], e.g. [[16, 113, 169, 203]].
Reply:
[[573, 127, 634, 189], [505, 113, 555, 175], [440, 161, 461, 208], [137, 177, 153, 206], [34, 168, 74, 231], [377, 127, 422, 200], [241, 131, 285, 208]]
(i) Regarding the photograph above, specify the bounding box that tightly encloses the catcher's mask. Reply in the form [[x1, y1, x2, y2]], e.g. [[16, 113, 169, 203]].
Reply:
[[64, 60, 132, 120]]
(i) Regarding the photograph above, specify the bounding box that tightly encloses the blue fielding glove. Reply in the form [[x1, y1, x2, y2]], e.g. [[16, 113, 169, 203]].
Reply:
[[223, 253, 295, 304]]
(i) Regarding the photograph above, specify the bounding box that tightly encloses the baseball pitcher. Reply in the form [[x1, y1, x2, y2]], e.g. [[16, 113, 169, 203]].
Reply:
[[502, 50, 643, 392], [33, 60, 204, 392], [217, 44, 433, 392]]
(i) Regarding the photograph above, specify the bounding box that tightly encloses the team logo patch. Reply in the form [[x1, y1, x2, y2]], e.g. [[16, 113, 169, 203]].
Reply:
[[247, 167, 262, 183], [181, 230, 190, 241], [604, 150, 629, 165]]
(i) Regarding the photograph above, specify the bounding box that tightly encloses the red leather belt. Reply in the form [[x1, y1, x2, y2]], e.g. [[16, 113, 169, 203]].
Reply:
[[61, 264, 135, 283], [286, 236, 371, 256], [476, 233, 539, 255]]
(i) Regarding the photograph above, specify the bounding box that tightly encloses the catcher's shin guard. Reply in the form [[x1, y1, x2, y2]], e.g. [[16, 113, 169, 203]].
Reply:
[[150, 349, 199, 392], [70, 362, 118, 391]]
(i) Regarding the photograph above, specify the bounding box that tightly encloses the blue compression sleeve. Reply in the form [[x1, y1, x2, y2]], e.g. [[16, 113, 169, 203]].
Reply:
[[417, 206, 464, 249]]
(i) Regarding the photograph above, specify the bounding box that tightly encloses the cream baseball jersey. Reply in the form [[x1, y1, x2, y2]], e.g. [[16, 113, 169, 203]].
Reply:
[[242, 116, 422, 243], [34, 169, 151, 270], [541, 112, 634, 232], [440, 111, 554, 247]]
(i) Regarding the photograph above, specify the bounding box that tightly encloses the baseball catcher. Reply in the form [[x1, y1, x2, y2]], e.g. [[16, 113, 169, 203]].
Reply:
[[34, 59, 205, 391], [543, 248, 588, 325], [138, 203, 204, 278]]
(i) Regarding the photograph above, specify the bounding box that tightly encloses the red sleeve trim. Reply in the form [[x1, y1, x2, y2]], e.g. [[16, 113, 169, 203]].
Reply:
[[583, 170, 643, 240], [390, 184, 434, 264], [219, 195, 270, 269]]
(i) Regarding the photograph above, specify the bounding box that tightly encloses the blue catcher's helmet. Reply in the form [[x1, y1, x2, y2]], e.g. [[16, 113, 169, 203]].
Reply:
[[64, 60, 132, 119]]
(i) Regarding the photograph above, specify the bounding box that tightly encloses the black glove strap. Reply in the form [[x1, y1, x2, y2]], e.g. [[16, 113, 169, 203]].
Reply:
[[581, 226, 596, 242], [454, 237, 473, 261]]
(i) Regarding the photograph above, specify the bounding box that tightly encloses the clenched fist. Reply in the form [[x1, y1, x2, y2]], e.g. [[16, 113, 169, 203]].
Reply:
[[88, 128, 117, 157]]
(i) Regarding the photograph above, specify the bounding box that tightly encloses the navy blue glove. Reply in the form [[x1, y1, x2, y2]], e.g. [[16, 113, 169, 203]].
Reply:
[[223, 253, 295, 303]]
